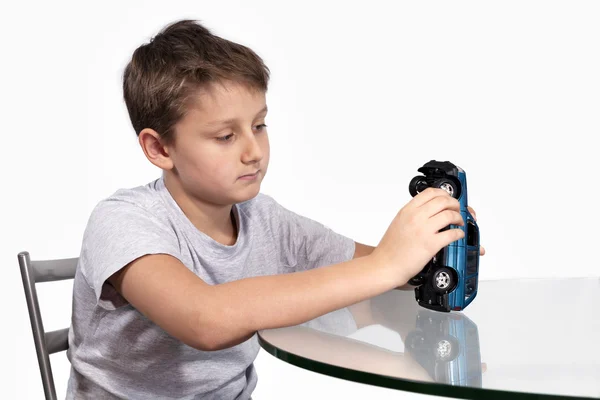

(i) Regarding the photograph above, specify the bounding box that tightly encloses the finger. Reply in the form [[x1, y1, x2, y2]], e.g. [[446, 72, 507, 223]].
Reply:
[[419, 195, 461, 220], [480, 246, 486, 256], [467, 206, 477, 221], [409, 187, 453, 208], [429, 210, 465, 233], [435, 227, 465, 248]]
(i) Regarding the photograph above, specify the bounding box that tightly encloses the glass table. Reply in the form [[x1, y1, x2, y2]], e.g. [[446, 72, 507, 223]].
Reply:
[[258, 278, 600, 399]]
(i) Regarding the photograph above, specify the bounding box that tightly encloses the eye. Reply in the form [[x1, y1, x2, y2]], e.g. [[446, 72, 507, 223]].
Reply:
[[216, 133, 234, 142], [254, 124, 268, 132]]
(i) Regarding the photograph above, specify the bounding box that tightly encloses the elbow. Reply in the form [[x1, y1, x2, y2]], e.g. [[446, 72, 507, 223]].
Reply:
[[189, 315, 252, 352], [191, 340, 221, 352], [189, 330, 252, 352], [187, 335, 218, 352], [188, 324, 224, 352], [199, 328, 258, 351], [187, 289, 255, 351]]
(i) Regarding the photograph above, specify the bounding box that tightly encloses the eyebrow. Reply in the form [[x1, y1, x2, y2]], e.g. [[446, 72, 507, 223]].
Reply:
[[205, 105, 268, 127]]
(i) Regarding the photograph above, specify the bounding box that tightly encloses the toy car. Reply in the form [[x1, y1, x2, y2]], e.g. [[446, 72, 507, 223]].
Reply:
[[407, 160, 480, 312], [404, 309, 482, 386]]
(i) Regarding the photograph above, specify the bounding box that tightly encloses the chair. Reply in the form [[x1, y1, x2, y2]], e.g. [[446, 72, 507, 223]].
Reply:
[[18, 251, 78, 400]]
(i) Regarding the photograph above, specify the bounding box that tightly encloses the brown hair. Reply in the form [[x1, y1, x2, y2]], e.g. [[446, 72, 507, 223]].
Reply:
[[123, 19, 270, 144]]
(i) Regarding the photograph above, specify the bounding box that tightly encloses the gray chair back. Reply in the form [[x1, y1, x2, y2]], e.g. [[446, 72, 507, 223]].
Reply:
[[18, 251, 78, 400]]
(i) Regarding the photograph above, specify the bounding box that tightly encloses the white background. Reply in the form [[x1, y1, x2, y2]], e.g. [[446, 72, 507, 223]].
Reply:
[[2, 0, 599, 398]]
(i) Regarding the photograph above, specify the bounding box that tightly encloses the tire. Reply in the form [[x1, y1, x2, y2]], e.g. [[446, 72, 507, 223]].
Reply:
[[408, 274, 426, 286], [431, 267, 456, 293], [432, 177, 461, 199], [409, 175, 429, 197]]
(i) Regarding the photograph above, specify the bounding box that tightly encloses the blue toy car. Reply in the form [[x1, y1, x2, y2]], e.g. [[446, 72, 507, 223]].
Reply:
[[407, 160, 480, 312]]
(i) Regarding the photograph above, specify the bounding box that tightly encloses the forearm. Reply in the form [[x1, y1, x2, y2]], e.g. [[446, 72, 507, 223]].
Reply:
[[355, 242, 415, 291], [204, 255, 402, 350]]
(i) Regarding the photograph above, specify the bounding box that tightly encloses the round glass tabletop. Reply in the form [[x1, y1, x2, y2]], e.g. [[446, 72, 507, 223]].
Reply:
[[258, 278, 600, 399]]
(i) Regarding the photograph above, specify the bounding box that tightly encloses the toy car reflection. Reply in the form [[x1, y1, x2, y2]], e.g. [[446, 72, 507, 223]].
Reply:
[[404, 309, 482, 386], [408, 160, 481, 312]]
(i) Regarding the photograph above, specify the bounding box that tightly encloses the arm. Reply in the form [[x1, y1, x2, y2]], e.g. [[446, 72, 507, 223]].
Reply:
[[110, 188, 463, 352], [354, 242, 415, 291], [347, 242, 415, 330], [110, 252, 403, 352]]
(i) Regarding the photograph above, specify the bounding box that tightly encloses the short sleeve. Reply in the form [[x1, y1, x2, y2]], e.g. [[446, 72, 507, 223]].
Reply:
[[273, 200, 356, 272], [79, 199, 181, 310]]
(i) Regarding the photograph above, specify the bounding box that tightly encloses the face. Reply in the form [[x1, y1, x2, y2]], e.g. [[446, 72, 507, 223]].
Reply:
[[165, 80, 270, 206]]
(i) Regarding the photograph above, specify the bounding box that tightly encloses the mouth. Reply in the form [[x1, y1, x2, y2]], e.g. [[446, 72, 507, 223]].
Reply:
[[239, 169, 260, 179]]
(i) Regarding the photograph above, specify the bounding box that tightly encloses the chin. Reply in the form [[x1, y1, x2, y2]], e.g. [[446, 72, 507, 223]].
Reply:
[[228, 185, 261, 204], [242, 185, 261, 202]]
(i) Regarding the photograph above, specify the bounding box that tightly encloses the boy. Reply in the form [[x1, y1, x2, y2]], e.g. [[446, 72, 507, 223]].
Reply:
[[67, 19, 482, 399]]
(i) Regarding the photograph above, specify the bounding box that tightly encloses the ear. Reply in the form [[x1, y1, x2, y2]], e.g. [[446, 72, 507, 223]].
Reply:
[[138, 128, 174, 170]]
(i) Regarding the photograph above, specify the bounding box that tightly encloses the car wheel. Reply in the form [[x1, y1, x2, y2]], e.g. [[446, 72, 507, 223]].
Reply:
[[432, 177, 460, 199], [409, 175, 429, 197], [431, 267, 456, 293], [408, 274, 426, 286]]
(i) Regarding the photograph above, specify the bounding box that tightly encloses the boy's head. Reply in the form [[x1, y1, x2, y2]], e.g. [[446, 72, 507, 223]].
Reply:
[[123, 19, 271, 206]]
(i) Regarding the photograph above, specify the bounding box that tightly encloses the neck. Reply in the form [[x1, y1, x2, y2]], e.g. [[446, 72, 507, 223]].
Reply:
[[163, 173, 237, 245]]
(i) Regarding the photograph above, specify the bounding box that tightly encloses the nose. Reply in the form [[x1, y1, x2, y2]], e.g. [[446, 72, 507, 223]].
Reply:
[[241, 132, 263, 164]]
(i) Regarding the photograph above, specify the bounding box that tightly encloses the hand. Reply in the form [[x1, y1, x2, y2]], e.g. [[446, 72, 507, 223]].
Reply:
[[371, 187, 465, 286], [467, 206, 486, 256]]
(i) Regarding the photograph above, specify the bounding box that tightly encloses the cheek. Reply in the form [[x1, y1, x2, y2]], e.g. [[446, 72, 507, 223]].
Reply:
[[200, 155, 235, 182], [262, 135, 271, 161], [208, 161, 235, 182], [179, 148, 227, 181]]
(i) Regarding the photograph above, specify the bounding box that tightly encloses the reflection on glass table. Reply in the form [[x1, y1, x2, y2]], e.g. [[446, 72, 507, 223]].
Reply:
[[404, 309, 481, 388], [258, 278, 600, 399]]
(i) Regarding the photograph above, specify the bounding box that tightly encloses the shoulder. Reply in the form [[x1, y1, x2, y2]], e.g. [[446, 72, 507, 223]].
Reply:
[[96, 179, 162, 211], [86, 179, 172, 235]]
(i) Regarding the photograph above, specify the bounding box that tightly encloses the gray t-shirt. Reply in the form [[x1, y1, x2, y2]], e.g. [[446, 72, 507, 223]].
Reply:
[[66, 176, 356, 399]]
